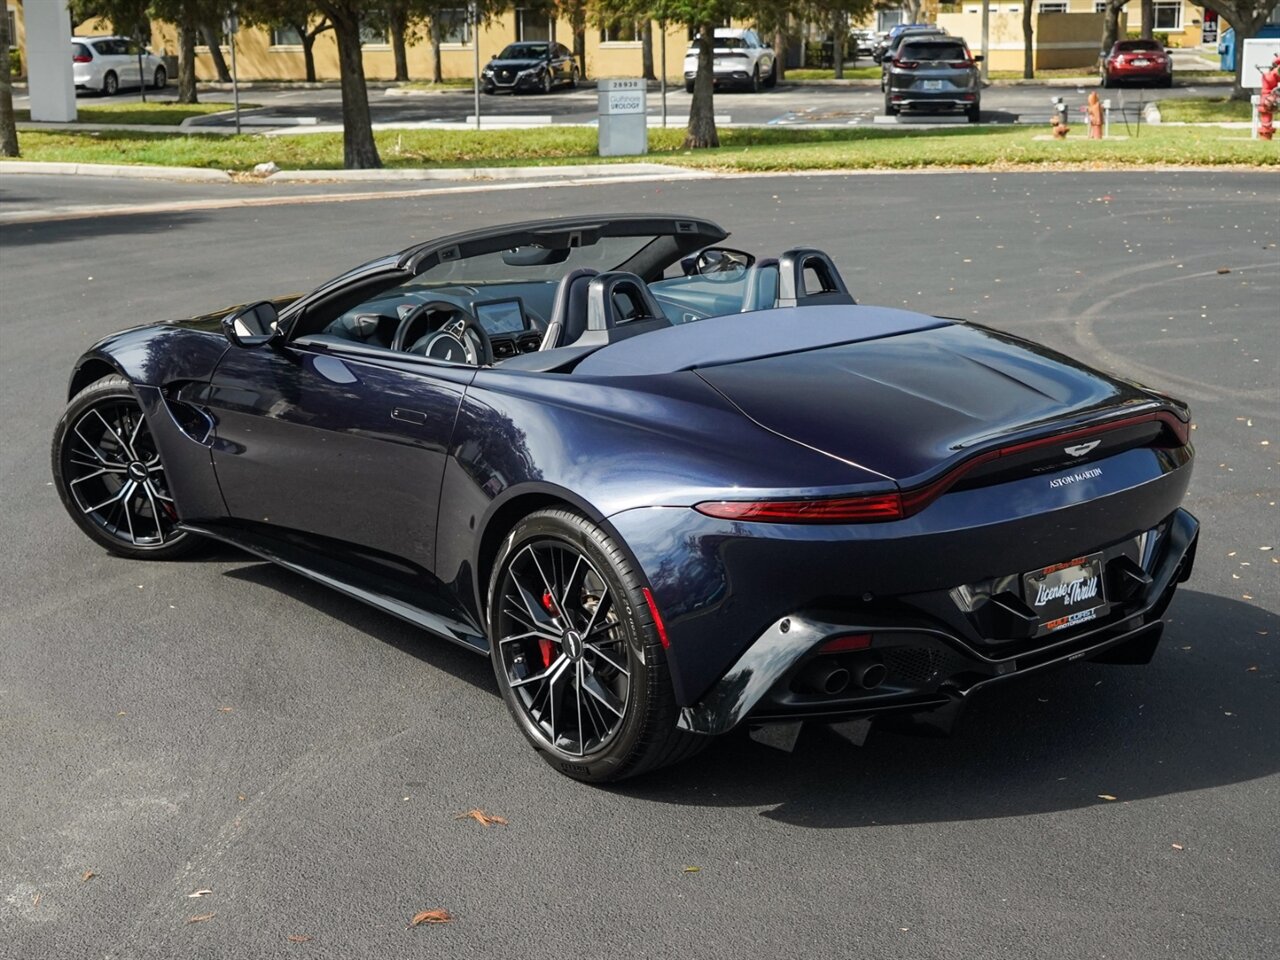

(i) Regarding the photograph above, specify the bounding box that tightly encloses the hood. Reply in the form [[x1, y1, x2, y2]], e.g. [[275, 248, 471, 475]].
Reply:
[[488, 58, 546, 70], [694, 322, 1158, 485]]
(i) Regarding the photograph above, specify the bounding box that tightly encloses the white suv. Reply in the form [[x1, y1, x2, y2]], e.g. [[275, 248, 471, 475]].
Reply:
[[683, 28, 777, 93], [72, 36, 167, 96]]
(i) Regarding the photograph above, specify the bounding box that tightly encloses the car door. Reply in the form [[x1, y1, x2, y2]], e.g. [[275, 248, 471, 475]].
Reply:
[[556, 43, 573, 81], [121, 40, 143, 87], [203, 330, 473, 579]]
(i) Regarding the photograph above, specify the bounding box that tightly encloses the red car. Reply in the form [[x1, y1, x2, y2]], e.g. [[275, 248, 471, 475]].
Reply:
[[1100, 39, 1173, 88]]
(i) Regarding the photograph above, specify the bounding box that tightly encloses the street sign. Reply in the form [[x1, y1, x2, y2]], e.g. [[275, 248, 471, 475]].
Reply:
[[1242, 38, 1280, 88]]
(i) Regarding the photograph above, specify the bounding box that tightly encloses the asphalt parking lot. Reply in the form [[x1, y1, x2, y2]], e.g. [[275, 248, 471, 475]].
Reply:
[[1, 169, 1276, 960]]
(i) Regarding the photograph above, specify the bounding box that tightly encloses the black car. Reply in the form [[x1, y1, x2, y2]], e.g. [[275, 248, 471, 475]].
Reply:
[[482, 41, 578, 94], [51, 215, 1199, 783], [877, 26, 948, 89]]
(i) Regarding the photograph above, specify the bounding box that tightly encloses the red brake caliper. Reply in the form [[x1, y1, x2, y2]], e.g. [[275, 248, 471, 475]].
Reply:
[[538, 591, 559, 668]]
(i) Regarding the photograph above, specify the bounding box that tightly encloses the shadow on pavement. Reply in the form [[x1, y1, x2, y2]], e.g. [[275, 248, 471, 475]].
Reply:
[[0, 210, 211, 248], [616, 590, 1279, 827]]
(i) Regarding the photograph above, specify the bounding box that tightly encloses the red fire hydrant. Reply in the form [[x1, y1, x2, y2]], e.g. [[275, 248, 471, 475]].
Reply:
[[1259, 53, 1280, 141]]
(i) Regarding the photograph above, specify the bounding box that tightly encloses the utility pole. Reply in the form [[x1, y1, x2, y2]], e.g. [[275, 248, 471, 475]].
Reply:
[[980, 0, 990, 83], [472, 2, 481, 130]]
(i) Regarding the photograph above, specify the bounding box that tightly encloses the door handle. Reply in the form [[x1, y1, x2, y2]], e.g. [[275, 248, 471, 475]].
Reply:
[[391, 407, 427, 425]]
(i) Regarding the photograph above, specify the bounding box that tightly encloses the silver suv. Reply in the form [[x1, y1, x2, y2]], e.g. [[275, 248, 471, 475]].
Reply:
[[884, 37, 983, 123]]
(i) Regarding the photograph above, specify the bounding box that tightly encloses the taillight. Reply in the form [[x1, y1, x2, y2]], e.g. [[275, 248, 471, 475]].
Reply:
[[819, 634, 873, 653], [694, 492, 904, 523], [73, 54, 92, 63], [948, 60, 975, 69], [893, 59, 919, 69]]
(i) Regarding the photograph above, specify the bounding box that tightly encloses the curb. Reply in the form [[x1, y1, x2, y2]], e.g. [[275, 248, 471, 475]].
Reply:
[[0, 160, 232, 181], [266, 162, 704, 182]]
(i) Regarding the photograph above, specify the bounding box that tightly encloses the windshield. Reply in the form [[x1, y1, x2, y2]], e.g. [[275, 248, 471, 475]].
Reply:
[[1115, 40, 1163, 52], [498, 43, 549, 59]]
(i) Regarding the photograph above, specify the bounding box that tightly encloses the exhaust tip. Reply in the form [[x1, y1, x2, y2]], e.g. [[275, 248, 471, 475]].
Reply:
[[856, 663, 887, 690]]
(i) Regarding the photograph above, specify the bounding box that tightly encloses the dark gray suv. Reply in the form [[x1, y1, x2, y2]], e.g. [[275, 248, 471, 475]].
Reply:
[[884, 37, 983, 123]]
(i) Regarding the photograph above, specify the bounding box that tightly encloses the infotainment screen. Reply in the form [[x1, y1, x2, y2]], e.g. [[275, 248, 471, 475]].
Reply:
[[474, 298, 527, 336]]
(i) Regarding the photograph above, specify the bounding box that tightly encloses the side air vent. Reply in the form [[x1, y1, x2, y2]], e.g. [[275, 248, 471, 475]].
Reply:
[[491, 339, 518, 359], [518, 334, 543, 353]]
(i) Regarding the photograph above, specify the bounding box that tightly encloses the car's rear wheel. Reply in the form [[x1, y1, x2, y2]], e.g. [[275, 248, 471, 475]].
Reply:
[[153, 66, 167, 89], [103, 71, 119, 96], [51, 375, 199, 560], [967, 101, 981, 123], [749, 65, 761, 93], [684, 79, 695, 94], [884, 94, 899, 117], [764, 59, 778, 88], [488, 509, 707, 782], [1100, 70, 1112, 88]]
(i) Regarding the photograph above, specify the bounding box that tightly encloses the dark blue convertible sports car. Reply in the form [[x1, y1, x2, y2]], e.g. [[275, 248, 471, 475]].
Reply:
[[52, 215, 1199, 782]]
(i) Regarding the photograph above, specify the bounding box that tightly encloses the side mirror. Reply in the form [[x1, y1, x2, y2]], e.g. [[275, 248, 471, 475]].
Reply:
[[974, 54, 984, 62], [682, 247, 756, 280], [222, 301, 279, 348]]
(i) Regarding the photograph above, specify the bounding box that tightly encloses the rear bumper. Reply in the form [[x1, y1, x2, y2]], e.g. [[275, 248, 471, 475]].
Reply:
[[888, 89, 978, 111], [677, 506, 1198, 735]]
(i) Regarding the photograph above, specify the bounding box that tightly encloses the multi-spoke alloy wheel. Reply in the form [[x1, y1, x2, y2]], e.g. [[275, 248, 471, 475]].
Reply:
[[52, 375, 198, 559], [488, 509, 706, 782]]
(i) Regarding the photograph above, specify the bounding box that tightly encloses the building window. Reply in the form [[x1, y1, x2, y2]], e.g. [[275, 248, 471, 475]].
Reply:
[[1039, 2, 1068, 12], [1095, 1, 1107, 12], [270, 25, 303, 46], [6, 8, 16, 48], [1152, 1, 1182, 30], [516, 8, 552, 42], [600, 19, 640, 43], [435, 7, 470, 45], [359, 21, 389, 46]]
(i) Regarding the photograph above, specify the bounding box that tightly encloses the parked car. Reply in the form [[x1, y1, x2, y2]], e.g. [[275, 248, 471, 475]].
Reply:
[[51, 214, 1199, 782], [71, 36, 166, 96], [877, 26, 949, 90], [852, 29, 879, 58], [1100, 39, 1174, 87], [684, 28, 777, 93], [885, 36, 983, 121], [481, 41, 578, 94], [872, 24, 941, 64]]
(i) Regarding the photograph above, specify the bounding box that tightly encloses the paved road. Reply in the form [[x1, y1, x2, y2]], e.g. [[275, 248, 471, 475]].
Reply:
[[17, 77, 1226, 130], [1, 170, 1277, 960]]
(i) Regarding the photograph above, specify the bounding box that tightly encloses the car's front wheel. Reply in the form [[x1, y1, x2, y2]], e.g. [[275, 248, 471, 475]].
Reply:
[[51, 375, 200, 560], [487, 509, 706, 782], [153, 66, 167, 89]]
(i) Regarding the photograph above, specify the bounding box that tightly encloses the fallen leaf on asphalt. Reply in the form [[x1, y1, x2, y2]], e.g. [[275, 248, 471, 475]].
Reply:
[[217, 707, 234, 713], [81, 871, 95, 882], [286, 934, 313, 943], [237, 794, 246, 802], [32, 893, 41, 908], [1097, 794, 1118, 801], [455, 809, 507, 827], [1247, 666, 1259, 672], [116, 711, 127, 717], [1216, 267, 1231, 274], [409, 909, 452, 926], [1171, 843, 1184, 851], [683, 866, 701, 873], [187, 889, 213, 898], [187, 913, 216, 924]]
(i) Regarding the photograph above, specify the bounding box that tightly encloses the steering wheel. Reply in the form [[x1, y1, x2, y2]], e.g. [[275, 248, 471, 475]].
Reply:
[[391, 300, 493, 366]]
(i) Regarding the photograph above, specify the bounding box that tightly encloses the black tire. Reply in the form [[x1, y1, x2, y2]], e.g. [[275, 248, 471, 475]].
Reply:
[[967, 101, 981, 123], [884, 94, 898, 117], [570, 68, 579, 89], [1161, 74, 1174, 88], [684, 79, 695, 94], [153, 66, 167, 89], [51, 375, 201, 561], [541, 71, 553, 94], [103, 71, 119, 96], [749, 65, 761, 93], [487, 508, 708, 782], [1100, 72, 1113, 89], [764, 59, 778, 88], [483, 82, 496, 95]]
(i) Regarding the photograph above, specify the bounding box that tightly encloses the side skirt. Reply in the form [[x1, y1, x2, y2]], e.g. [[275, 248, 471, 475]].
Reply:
[[181, 521, 489, 655]]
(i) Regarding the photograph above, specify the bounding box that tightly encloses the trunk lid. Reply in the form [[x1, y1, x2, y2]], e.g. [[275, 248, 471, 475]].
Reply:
[[694, 322, 1163, 486]]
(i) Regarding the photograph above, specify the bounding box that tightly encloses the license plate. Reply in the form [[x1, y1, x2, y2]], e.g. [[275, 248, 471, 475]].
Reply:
[[1023, 553, 1106, 632], [1132, 58, 1150, 66], [922, 79, 943, 90]]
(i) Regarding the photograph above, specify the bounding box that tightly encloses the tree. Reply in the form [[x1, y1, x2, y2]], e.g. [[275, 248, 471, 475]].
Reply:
[[641, 21, 656, 80], [152, 1, 231, 103], [1100, 0, 1128, 53], [316, 0, 381, 167], [0, 9, 18, 157], [557, 0, 591, 79], [810, 2, 874, 79], [201, 23, 234, 80], [1021, 0, 1033, 79], [1140, 0, 1153, 40]]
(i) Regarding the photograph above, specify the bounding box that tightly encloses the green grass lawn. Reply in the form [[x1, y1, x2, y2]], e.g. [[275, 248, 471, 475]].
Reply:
[[399, 78, 478, 90], [1157, 97, 1254, 122], [784, 67, 881, 81], [15, 101, 244, 126], [4, 123, 1275, 173]]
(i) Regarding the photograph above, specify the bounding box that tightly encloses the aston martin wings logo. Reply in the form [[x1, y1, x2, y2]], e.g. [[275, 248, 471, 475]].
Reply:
[[1064, 440, 1102, 458]]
